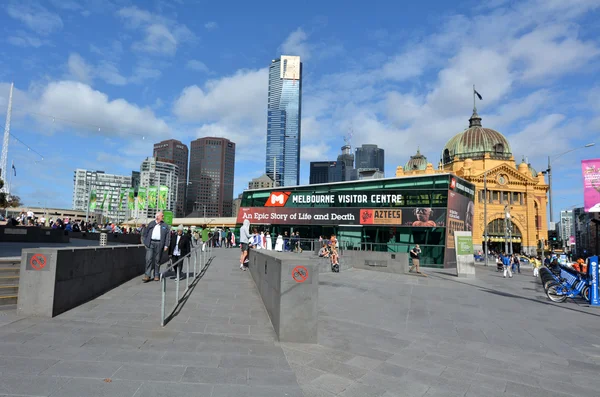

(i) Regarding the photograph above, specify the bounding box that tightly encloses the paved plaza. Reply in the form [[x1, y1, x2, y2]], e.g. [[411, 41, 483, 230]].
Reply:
[[0, 248, 599, 396]]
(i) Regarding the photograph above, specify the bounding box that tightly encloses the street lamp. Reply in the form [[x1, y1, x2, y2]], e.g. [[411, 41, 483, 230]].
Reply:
[[543, 143, 595, 223]]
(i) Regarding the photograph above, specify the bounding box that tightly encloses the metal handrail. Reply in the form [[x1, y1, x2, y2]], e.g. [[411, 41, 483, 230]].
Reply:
[[160, 243, 212, 326]]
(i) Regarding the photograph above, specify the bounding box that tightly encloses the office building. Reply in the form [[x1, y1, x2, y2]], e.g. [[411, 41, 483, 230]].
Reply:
[[248, 174, 275, 190], [265, 55, 302, 187], [153, 139, 189, 218], [139, 157, 178, 220], [309, 161, 342, 184], [355, 144, 384, 173], [187, 137, 236, 217], [72, 169, 131, 222], [337, 144, 355, 181], [351, 168, 385, 180], [559, 210, 574, 247]]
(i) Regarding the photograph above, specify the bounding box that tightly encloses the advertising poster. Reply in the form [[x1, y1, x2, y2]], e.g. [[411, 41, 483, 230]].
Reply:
[[127, 188, 135, 210], [158, 186, 169, 210], [118, 190, 124, 210], [137, 187, 147, 210], [582, 159, 600, 212], [163, 210, 173, 226], [445, 177, 475, 269], [89, 190, 97, 210], [236, 207, 447, 226], [148, 186, 158, 209], [99, 193, 106, 211]]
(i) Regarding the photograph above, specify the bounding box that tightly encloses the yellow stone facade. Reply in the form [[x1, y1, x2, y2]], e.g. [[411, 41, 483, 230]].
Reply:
[[395, 114, 549, 255]]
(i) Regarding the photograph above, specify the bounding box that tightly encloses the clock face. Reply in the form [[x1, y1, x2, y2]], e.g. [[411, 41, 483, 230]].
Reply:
[[497, 175, 507, 185]]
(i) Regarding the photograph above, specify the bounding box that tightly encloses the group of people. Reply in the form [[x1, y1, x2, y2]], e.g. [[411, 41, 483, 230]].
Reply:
[[318, 235, 340, 271]]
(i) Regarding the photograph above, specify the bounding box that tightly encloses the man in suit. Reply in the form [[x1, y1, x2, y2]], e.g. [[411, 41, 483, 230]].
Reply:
[[142, 211, 171, 282], [169, 224, 191, 280]]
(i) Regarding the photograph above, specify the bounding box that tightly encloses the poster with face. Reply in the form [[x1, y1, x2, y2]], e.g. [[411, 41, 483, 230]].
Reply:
[[444, 183, 475, 269]]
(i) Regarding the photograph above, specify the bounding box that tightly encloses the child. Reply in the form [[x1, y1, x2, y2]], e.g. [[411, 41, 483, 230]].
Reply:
[[532, 256, 541, 277]]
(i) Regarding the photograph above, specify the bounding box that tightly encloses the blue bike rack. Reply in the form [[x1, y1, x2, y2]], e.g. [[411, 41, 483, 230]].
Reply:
[[590, 256, 599, 307]]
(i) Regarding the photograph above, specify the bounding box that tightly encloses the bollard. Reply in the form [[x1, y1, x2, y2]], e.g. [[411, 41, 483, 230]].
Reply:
[[590, 256, 599, 307], [99, 232, 107, 246]]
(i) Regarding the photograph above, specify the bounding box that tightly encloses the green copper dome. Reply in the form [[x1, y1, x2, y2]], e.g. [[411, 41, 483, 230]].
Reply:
[[442, 110, 512, 165], [404, 148, 428, 171]]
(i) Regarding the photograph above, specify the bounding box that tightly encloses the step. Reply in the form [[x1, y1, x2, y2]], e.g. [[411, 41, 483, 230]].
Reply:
[[0, 258, 21, 267], [0, 276, 19, 286], [0, 295, 18, 306], [0, 267, 20, 276], [0, 285, 18, 295]]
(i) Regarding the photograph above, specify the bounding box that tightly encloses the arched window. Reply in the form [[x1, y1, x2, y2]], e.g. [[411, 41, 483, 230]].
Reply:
[[443, 149, 451, 164], [486, 218, 522, 236]]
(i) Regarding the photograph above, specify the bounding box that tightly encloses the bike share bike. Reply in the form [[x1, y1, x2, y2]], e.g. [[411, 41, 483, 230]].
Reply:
[[540, 256, 599, 304]]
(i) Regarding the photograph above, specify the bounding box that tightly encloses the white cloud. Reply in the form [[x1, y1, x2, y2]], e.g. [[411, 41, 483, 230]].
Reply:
[[117, 6, 195, 56], [204, 21, 218, 30], [302, 142, 330, 162], [96, 62, 128, 86], [36, 81, 170, 138], [186, 60, 209, 73], [280, 28, 311, 60], [67, 53, 93, 84], [6, 2, 63, 35], [173, 68, 268, 124], [7, 31, 44, 48]]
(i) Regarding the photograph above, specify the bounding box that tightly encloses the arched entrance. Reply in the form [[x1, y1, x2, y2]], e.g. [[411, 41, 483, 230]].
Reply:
[[482, 218, 523, 255]]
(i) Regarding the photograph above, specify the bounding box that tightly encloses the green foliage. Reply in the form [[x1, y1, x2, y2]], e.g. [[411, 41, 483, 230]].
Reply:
[[0, 178, 22, 209]]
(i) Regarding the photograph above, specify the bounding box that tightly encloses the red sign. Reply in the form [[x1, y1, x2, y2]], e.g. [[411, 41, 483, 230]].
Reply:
[[292, 266, 308, 283], [450, 178, 456, 190], [264, 191, 291, 207], [30, 254, 47, 270]]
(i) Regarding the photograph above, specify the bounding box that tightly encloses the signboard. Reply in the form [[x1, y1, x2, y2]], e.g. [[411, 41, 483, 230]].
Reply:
[[445, 181, 475, 269], [264, 191, 406, 207], [569, 236, 575, 246], [236, 207, 447, 227], [590, 256, 599, 307], [454, 231, 475, 278], [456, 235, 474, 256], [26, 253, 51, 271], [163, 211, 173, 226], [582, 159, 600, 212]]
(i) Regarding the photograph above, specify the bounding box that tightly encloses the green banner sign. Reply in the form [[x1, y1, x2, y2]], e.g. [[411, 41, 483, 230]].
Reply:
[[118, 190, 124, 210], [158, 185, 168, 210], [148, 186, 158, 209], [89, 190, 97, 210], [137, 187, 147, 210], [163, 210, 173, 226], [127, 188, 135, 210]]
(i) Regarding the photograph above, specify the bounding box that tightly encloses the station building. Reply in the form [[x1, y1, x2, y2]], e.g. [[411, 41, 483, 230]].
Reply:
[[396, 109, 549, 255], [237, 173, 475, 268]]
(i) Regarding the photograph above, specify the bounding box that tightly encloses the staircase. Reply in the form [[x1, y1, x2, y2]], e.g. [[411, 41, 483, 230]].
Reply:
[[0, 257, 20, 308]]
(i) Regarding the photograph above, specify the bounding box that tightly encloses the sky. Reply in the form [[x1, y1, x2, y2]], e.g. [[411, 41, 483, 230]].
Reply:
[[0, 0, 599, 222]]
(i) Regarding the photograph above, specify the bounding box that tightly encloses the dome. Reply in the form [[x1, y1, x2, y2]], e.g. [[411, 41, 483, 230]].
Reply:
[[441, 110, 512, 165], [404, 148, 428, 171], [518, 158, 537, 178]]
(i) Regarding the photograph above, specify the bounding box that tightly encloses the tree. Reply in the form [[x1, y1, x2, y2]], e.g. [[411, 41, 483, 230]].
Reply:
[[0, 178, 22, 212]]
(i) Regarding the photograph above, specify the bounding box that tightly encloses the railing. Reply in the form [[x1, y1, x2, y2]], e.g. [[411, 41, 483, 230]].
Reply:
[[160, 244, 213, 326]]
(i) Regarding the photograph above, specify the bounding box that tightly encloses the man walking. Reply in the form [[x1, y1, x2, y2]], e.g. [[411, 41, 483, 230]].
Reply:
[[239, 219, 251, 270], [409, 244, 422, 274], [142, 212, 171, 282], [169, 225, 191, 280]]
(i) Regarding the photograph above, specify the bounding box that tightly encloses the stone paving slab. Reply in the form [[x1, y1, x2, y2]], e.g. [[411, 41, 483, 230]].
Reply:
[[2, 248, 600, 396]]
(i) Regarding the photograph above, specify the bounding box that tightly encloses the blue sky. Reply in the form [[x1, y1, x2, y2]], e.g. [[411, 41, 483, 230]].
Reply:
[[0, 0, 599, 221]]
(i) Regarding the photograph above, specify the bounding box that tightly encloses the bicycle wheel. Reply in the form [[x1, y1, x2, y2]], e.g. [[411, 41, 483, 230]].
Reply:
[[582, 286, 590, 302], [544, 280, 558, 291], [546, 282, 568, 303]]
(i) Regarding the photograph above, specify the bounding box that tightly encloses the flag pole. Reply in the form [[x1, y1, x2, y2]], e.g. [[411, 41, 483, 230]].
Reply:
[[473, 84, 476, 112]]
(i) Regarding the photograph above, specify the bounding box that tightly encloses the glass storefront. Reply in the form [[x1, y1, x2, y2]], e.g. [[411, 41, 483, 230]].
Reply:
[[238, 174, 475, 268]]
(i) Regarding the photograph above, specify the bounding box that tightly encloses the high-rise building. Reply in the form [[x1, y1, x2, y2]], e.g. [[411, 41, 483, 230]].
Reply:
[[266, 55, 302, 187], [72, 169, 131, 222], [337, 144, 355, 181], [139, 157, 178, 220], [355, 144, 385, 173], [153, 139, 189, 218], [309, 161, 342, 184], [559, 210, 574, 247], [187, 137, 235, 217], [248, 174, 275, 190]]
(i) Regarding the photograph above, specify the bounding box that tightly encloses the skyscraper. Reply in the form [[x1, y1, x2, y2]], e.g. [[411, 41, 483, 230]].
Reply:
[[139, 157, 178, 220], [309, 161, 342, 184], [355, 144, 385, 173], [72, 169, 131, 222], [266, 55, 302, 187], [337, 144, 354, 181], [153, 139, 188, 218], [187, 137, 235, 217]]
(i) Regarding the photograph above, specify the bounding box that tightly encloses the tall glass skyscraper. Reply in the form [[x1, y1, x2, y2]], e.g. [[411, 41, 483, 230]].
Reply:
[[266, 55, 302, 187]]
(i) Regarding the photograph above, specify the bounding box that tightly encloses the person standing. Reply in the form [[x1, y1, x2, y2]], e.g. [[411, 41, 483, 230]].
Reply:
[[532, 256, 542, 277], [409, 244, 422, 274], [502, 253, 513, 278], [512, 254, 521, 274], [226, 228, 233, 248], [201, 225, 209, 251], [265, 231, 272, 250], [169, 225, 191, 280], [239, 219, 251, 270], [275, 233, 284, 252], [142, 212, 171, 282]]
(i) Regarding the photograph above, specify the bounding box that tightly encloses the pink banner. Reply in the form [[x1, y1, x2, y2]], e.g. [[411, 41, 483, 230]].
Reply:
[[582, 159, 600, 212]]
